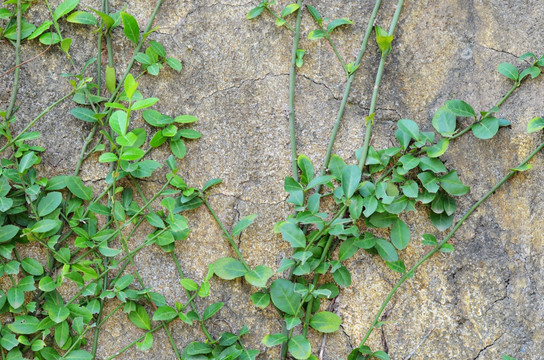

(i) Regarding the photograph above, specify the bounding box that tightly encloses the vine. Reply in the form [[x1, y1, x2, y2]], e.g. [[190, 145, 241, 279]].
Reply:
[[0, 1, 541, 360]]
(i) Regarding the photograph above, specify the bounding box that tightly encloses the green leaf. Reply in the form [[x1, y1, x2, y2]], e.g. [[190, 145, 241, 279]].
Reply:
[[342, 165, 362, 199], [124, 73, 138, 100], [166, 57, 182, 72], [128, 305, 151, 330], [0, 225, 19, 243], [121, 12, 139, 44], [306, 5, 322, 23], [432, 106, 457, 137], [246, 5, 265, 20], [332, 265, 351, 287], [177, 129, 201, 139], [375, 25, 393, 56], [174, 115, 198, 123], [137, 332, 154, 352], [202, 178, 222, 192], [262, 333, 288, 347], [0, 197, 13, 212], [310, 311, 341, 333], [149, 40, 166, 57], [70, 107, 97, 122], [64, 350, 93, 360], [232, 214, 257, 236], [18, 152, 38, 174], [421, 234, 437, 246], [170, 139, 186, 159], [152, 306, 178, 321], [497, 62, 519, 81], [0, 332, 18, 350], [250, 292, 270, 309], [99, 152, 118, 162], [214, 257, 247, 280], [120, 147, 144, 161], [3, 20, 36, 40], [520, 66, 541, 80], [8, 315, 39, 334], [426, 138, 449, 158], [327, 18, 353, 33], [270, 279, 301, 316], [397, 119, 420, 140], [66, 11, 97, 25], [369, 212, 397, 228], [472, 117, 499, 140], [37, 191, 62, 217], [417, 172, 440, 193], [527, 117, 544, 133], [106, 65, 116, 94], [49, 304, 70, 323], [308, 29, 327, 40], [7, 287, 24, 308], [39, 31, 61, 45], [244, 265, 273, 288], [419, 157, 447, 173], [375, 238, 398, 262], [511, 163, 532, 172], [372, 351, 390, 360], [202, 302, 224, 321], [53, 0, 78, 21], [279, 222, 306, 248], [28, 21, 53, 40], [21, 258, 44, 276], [31, 219, 59, 234], [430, 211, 453, 231], [109, 110, 128, 136], [445, 100, 475, 118], [386, 259, 406, 273], [288, 335, 311, 360], [440, 243, 454, 253], [132, 97, 159, 110], [66, 176, 93, 201], [281, 4, 300, 18], [439, 171, 469, 196], [39, 276, 57, 292], [391, 219, 410, 250]]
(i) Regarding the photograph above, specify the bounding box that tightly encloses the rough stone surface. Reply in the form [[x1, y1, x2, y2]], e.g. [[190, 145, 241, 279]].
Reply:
[[1, 0, 544, 359]]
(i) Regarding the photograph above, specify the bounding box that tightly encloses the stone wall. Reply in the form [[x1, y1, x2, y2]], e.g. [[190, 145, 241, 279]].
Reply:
[[1, 0, 543, 359]]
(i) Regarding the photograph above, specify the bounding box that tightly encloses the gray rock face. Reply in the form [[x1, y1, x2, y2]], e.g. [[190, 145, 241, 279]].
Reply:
[[1, 0, 543, 359]]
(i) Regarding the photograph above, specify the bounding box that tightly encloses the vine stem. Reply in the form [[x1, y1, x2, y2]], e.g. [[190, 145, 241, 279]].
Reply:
[[265, 7, 295, 32], [358, 0, 405, 171], [4, 0, 22, 122], [357, 137, 544, 350], [319, 0, 382, 178], [201, 195, 251, 271], [289, 0, 304, 181], [450, 82, 519, 141], [0, 91, 75, 152]]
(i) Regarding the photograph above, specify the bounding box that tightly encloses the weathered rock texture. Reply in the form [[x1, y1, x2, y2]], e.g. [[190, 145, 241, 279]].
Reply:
[[1, 0, 544, 359]]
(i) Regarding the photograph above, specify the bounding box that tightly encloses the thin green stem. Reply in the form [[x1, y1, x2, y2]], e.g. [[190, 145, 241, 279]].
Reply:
[[265, 7, 294, 32], [201, 195, 251, 271], [4, 0, 21, 122], [358, 0, 405, 171], [319, 0, 382, 179], [450, 82, 519, 141], [105, 322, 172, 360], [357, 138, 544, 349], [288, 0, 304, 181], [171, 252, 215, 343], [0, 91, 75, 152], [325, 34, 348, 77]]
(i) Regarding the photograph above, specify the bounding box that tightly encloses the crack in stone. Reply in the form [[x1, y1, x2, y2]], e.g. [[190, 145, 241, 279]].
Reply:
[[472, 332, 505, 360], [475, 44, 518, 59], [195, 72, 288, 110]]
